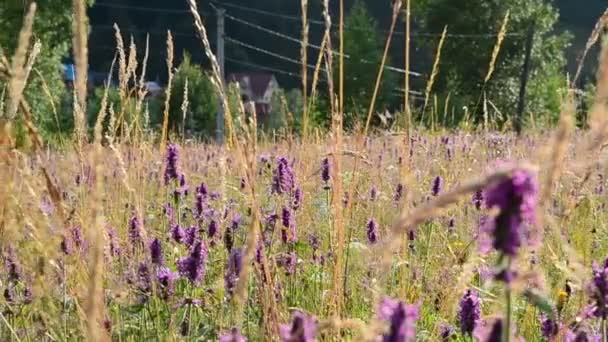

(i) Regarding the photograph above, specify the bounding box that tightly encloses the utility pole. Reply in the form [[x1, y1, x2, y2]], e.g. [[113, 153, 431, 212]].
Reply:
[[216, 8, 226, 143], [515, 20, 535, 136]]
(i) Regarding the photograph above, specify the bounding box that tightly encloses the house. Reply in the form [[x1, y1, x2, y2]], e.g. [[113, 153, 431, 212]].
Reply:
[[227, 73, 280, 116]]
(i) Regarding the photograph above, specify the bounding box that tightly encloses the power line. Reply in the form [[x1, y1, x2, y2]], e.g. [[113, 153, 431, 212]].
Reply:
[[91, 25, 203, 39], [223, 13, 421, 77], [224, 36, 322, 72], [211, 0, 524, 38], [93, 2, 213, 16], [226, 57, 302, 78]]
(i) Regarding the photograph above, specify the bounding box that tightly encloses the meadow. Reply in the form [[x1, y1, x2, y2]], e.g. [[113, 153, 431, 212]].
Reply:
[[3, 1, 608, 341]]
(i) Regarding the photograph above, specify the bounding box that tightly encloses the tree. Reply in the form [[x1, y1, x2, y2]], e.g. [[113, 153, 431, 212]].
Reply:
[[169, 54, 218, 137], [340, 0, 398, 128], [0, 1, 91, 139], [415, 0, 571, 126]]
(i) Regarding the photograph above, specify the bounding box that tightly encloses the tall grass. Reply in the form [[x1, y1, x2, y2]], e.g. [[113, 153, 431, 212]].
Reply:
[[3, 1, 608, 341]]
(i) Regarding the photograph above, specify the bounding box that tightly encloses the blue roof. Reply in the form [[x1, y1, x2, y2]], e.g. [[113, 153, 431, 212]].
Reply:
[[63, 64, 76, 82]]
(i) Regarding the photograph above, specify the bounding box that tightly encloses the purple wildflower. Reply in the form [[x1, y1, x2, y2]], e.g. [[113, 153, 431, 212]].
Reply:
[[370, 185, 378, 201], [473, 190, 484, 210], [184, 226, 199, 247], [156, 267, 178, 300], [272, 157, 295, 194], [589, 261, 608, 318], [293, 187, 303, 210], [279, 311, 317, 342], [432, 176, 443, 196], [377, 297, 419, 342], [3, 249, 21, 283], [4, 287, 15, 304], [135, 262, 152, 303], [149, 238, 164, 265], [321, 157, 330, 184], [177, 241, 208, 284], [208, 219, 219, 239], [164, 144, 180, 185], [224, 227, 234, 252], [129, 215, 143, 247], [483, 166, 538, 256], [458, 289, 481, 336], [60, 235, 73, 255], [107, 227, 121, 258], [71, 225, 86, 250], [281, 207, 296, 243], [219, 328, 247, 342], [439, 323, 454, 341], [394, 183, 404, 202], [171, 224, 185, 244], [231, 214, 242, 231], [224, 248, 243, 297], [540, 313, 559, 340], [367, 218, 378, 244], [277, 252, 297, 276]]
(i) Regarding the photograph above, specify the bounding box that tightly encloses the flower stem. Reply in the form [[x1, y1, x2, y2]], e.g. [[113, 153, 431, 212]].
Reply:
[[504, 256, 512, 342]]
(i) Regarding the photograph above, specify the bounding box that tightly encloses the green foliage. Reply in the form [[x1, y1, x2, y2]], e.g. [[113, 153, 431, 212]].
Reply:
[[415, 0, 571, 127], [340, 0, 398, 128], [0, 0, 93, 137], [169, 54, 218, 137]]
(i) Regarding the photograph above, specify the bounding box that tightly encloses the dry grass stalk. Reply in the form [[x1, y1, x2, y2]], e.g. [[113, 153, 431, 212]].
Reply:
[[363, 0, 403, 136], [572, 8, 608, 87], [308, 32, 328, 116], [484, 11, 509, 83], [181, 79, 189, 134], [187, 0, 279, 332], [160, 31, 174, 154], [134, 36, 150, 143], [539, 94, 574, 209], [300, 0, 309, 138], [72, 0, 89, 145], [423, 26, 448, 115], [404, 0, 411, 135], [23, 40, 41, 85], [6, 3, 36, 121]]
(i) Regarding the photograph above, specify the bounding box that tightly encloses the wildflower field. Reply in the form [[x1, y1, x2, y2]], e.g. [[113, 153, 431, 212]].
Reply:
[[3, 1, 608, 341], [2, 127, 608, 341]]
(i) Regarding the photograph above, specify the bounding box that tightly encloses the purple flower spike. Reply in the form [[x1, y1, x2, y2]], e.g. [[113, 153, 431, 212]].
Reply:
[[321, 157, 330, 184], [208, 220, 219, 240], [458, 289, 481, 336], [589, 261, 608, 319], [177, 241, 208, 284], [184, 226, 199, 247], [3, 249, 22, 282], [219, 328, 247, 342], [472, 190, 484, 210], [394, 183, 404, 202], [439, 323, 454, 341], [272, 157, 295, 195], [107, 227, 121, 258], [281, 207, 296, 244], [279, 311, 317, 342], [171, 224, 185, 244], [367, 218, 378, 244], [129, 215, 143, 247], [540, 313, 559, 340], [483, 166, 538, 256], [164, 144, 180, 185], [149, 238, 164, 265], [156, 267, 178, 300], [432, 176, 443, 196], [293, 187, 303, 211], [224, 248, 243, 297], [377, 297, 419, 342]]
